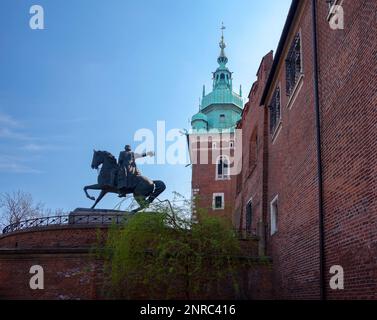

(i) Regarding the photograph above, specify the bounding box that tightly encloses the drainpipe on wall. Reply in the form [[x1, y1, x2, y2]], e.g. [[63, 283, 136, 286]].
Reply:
[[311, 0, 326, 301]]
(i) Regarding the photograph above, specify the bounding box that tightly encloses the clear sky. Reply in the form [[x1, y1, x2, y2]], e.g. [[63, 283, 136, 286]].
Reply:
[[0, 0, 291, 212]]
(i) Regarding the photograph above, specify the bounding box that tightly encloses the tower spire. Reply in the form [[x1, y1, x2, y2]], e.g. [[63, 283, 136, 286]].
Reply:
[[217, 22, 228, 66]]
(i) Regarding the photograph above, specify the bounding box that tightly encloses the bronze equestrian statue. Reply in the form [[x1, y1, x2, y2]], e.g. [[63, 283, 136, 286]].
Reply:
[[83, 146, 166, 213]]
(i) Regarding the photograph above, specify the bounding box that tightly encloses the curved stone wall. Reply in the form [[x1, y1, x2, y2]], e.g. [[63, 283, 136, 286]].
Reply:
[[0, 225, 106, 300], [0, 225, 108, 249], [0, 224, 273, 300]]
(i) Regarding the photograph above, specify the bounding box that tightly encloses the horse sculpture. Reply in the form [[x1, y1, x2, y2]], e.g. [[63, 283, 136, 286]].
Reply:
[[83, 150, 166, 213]]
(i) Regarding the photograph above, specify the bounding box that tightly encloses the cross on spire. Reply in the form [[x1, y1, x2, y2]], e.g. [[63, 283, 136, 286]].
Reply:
[[221, 22, 226, 35]]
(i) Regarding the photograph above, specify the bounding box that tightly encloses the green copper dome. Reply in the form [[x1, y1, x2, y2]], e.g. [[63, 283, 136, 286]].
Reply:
[[192, 112, 208, 122], [191, 112, 208, 131], [191, 24, 244, 133]]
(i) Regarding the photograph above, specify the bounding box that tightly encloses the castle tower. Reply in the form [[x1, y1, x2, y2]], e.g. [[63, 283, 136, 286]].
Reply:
[[189, 24, 243, 221]]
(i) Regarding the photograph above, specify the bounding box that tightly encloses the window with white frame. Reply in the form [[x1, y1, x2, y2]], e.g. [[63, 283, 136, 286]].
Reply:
[[216, 155, 230, 180], [213, 193, 224, 210], [270, 195, 279, 235]]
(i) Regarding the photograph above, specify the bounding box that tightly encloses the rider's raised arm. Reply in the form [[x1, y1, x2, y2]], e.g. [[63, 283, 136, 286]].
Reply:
[[134, 151, 154, 159], [134, 152, 147, 159]]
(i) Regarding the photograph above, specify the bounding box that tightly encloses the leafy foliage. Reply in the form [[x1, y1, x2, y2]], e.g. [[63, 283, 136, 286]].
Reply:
[[98, 202, 243, 299]]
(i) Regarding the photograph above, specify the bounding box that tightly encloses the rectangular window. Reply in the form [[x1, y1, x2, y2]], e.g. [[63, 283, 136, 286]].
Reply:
[[285, 33, 302, 96], [213, 193, 224, 210], [219, 114, 226, 123], [246, 199, 253, 233], [269, 87, 281, 135], [270, 195, 279, 235]]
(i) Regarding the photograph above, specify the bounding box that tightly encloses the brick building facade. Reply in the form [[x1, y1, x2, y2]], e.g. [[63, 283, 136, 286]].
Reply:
[[235, 0, 377, 299]]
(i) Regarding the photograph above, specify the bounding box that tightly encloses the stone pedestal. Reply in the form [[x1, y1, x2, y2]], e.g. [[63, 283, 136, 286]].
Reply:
[[68, 208, 132, 225]]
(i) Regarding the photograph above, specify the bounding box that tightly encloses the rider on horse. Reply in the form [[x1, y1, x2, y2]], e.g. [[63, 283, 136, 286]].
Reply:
[[117, 145, 155, 197], [84, 148, 165, 212]]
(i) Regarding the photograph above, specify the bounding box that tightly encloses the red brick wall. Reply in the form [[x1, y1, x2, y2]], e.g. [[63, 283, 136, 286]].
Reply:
[[191, 134, 236, 221], [0, 227, 106, 300], [0, 225, 107, 249], [236, 0, 377, 299], [261, 0, 322, 299], [0, 252, 102, 300], [0, 227, 273, 300], [234, 52, 273, 252], [316, 0, 377, 299]]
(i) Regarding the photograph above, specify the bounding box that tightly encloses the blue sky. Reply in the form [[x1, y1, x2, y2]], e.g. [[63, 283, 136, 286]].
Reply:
[[0, 0, 291, 212]]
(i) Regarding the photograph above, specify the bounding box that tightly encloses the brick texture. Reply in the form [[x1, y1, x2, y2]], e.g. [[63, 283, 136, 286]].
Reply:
[[235, 0, 377, 299], [0, 226, 273, 299]]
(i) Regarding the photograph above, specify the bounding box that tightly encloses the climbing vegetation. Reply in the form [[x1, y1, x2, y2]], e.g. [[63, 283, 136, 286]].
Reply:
[[97, 198, 243, 299]]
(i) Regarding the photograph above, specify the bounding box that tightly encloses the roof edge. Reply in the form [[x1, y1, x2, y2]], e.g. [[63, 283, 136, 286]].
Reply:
[[260, 0, 300, 106]]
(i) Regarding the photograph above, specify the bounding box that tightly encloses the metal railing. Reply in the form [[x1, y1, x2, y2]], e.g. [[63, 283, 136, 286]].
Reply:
[[1, 213, 128, 235]]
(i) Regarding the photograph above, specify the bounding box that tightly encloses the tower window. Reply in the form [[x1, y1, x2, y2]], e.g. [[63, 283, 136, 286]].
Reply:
[[285, 33, 302, 96], [220, 73, 225, 80], [216, 156, 230, 180], [213, 193, 224, 210], [220, 114, 226, 123]]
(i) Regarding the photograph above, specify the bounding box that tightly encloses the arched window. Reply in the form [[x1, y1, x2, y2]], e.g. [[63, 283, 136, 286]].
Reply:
[[220, 73, 225, 80], [216, 155, 230, 180]]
